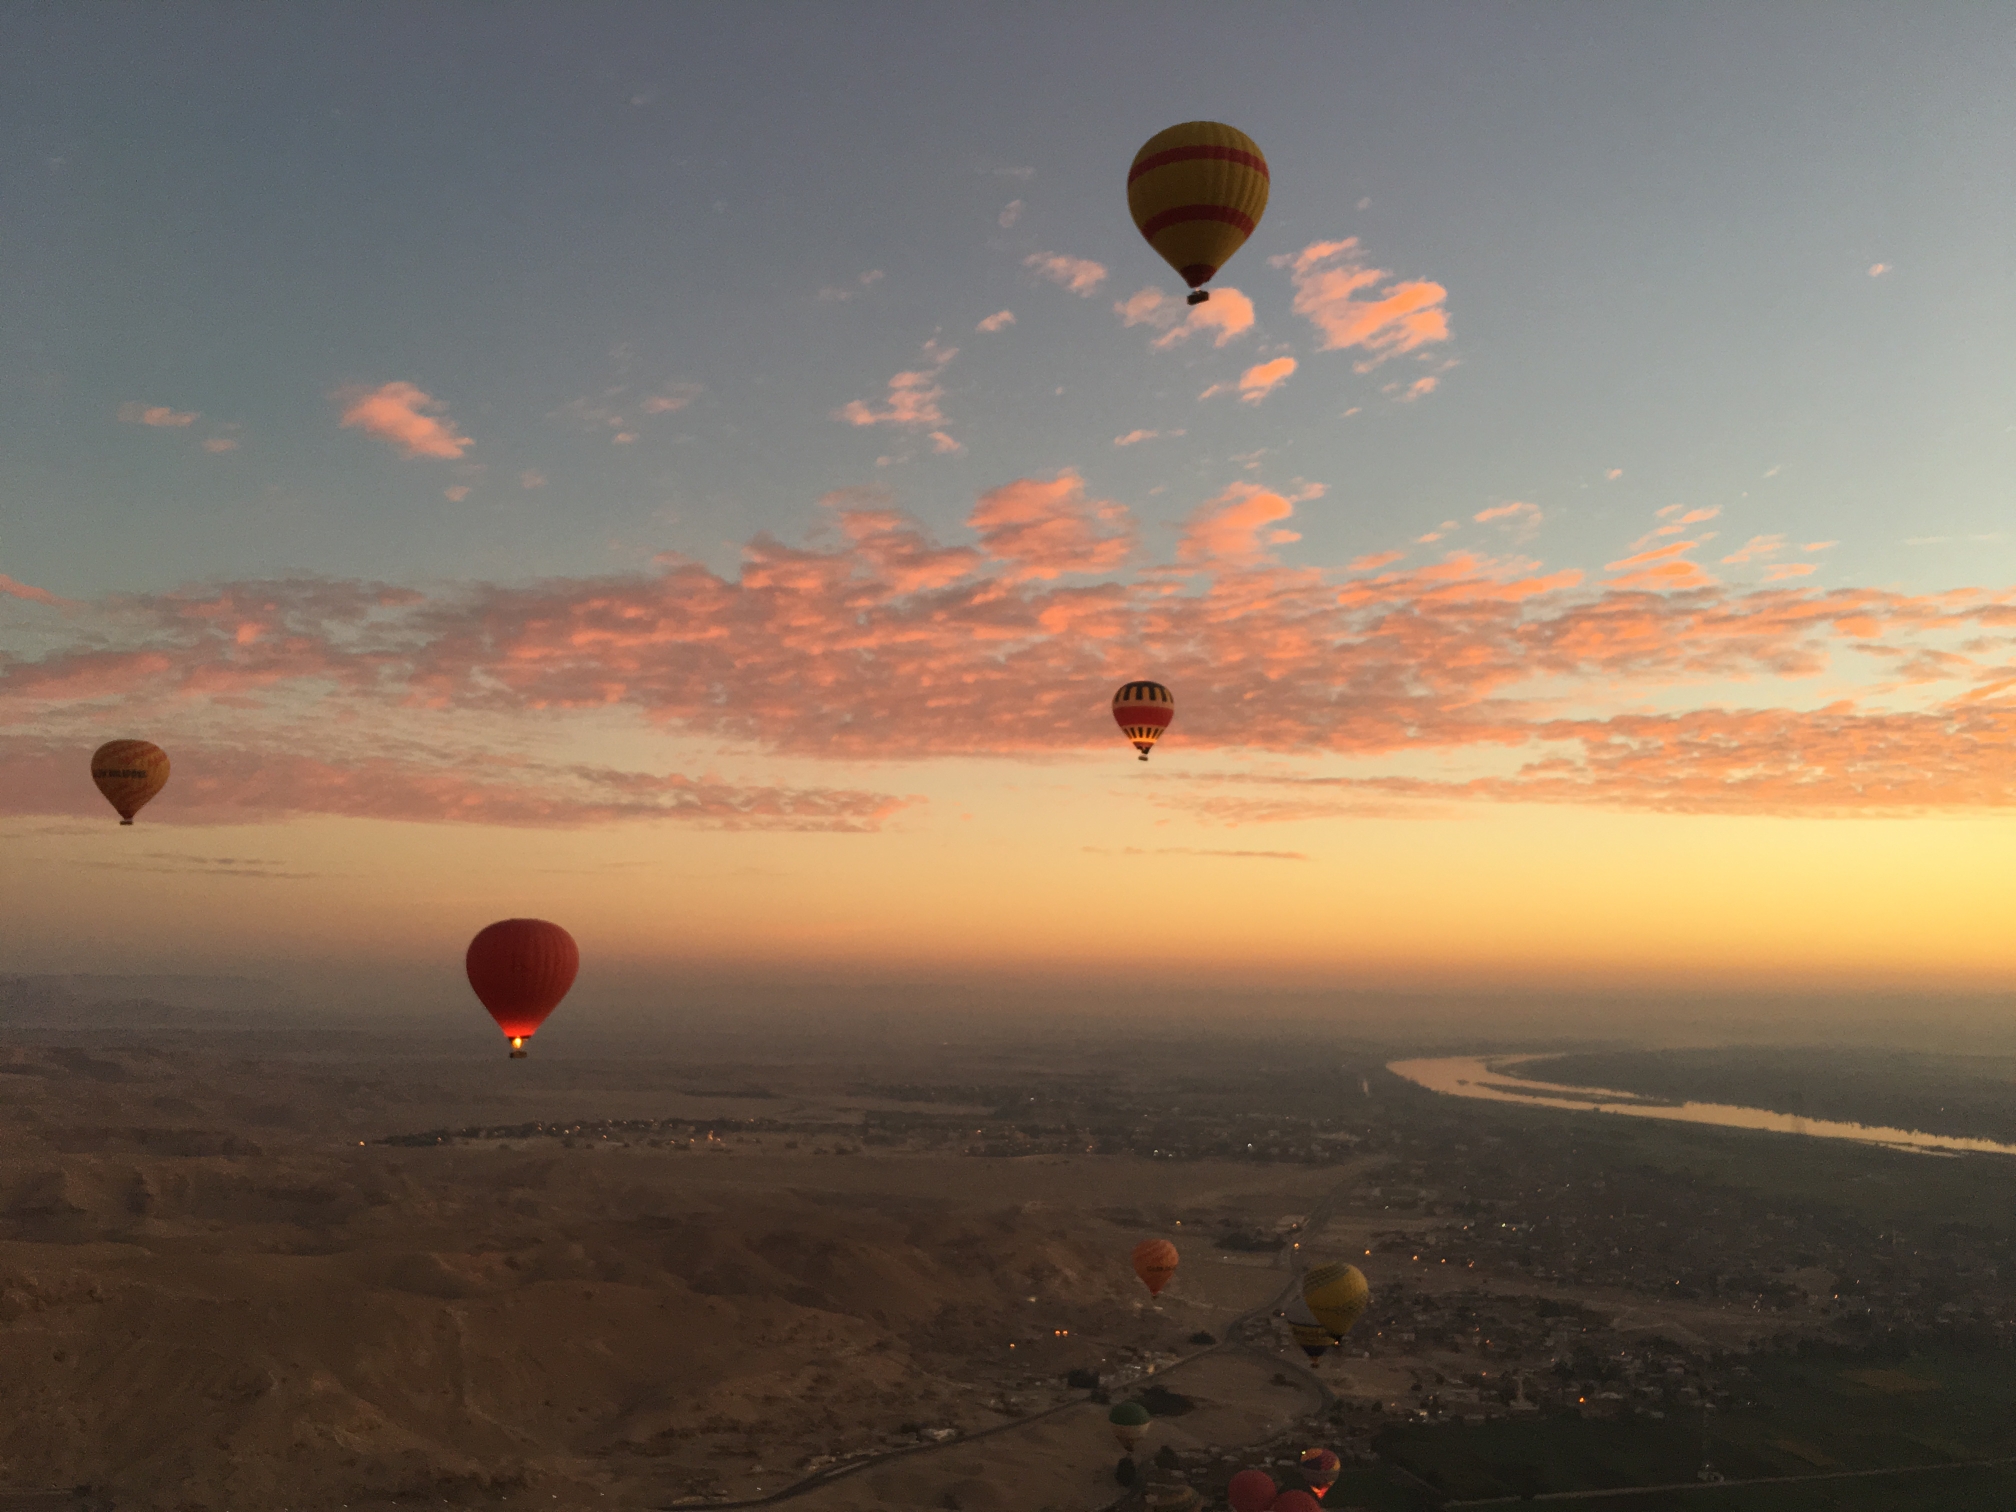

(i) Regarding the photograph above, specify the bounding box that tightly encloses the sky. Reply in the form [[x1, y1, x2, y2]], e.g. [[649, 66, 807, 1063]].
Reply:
[[3, 5, 2014, 1018]]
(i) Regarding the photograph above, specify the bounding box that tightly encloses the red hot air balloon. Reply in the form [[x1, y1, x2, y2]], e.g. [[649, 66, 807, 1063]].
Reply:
[[1272, 1493, 1322, 1512], [1112, 680, 1174, 761], [1226, 1469, 1276, 1512], [465, 919, 578, 1058], [1132, 1238, 1179, 1297], [90, 739, 170, 824]]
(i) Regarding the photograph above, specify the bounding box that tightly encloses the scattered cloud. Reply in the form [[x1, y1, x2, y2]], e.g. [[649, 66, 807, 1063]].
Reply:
[[834, 340, 956, 431], [520, 470, 548, 489], [977, 310, 1016, 334], [969, 470, 1133, 580], [641, 383, 702, 414], [202, 437, 240, 453], [1024, 251, 1107, 296], [1178, 481, 1301, 564], [1113, 428, 1184, 448], [612, 431, 638, 444], [998, 199, 1024, 228], [1606, 469, 1623, 481], [118, 402, 198, 428], [1393, 375, 1439, 401], [1203, 356, 1297, 405], [443, 485, 471, 502], [1869, 263, 1892, 277], [1273, 238, 1451, 369], [1764, 562, 1817, 581], [0, 574, 70, 607], [335, 381, 471, 460], [928, 430, 964, 455], [818, 270, 886, 302], [1475, 502, 1543, 542], [1115, 286, 1256, 348], [8, 484, 2014, 818], [995, 166, 1035, 180], [1415, 521, 1460, 545], [1721, 534, 1788, 565]]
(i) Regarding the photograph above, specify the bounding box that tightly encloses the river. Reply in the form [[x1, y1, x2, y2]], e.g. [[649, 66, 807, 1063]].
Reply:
[[1387, 1056, 2016, 1159]]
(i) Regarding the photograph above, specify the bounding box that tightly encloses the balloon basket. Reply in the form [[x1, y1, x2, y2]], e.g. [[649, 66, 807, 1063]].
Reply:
[[1186, 290, 1209, 305], [508, 1037, 527, 1059]]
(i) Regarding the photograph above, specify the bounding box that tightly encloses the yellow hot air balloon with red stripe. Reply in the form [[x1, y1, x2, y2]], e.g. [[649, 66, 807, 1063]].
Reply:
[[1127, 122, 1270, 305], [90, 740, 170, 825]]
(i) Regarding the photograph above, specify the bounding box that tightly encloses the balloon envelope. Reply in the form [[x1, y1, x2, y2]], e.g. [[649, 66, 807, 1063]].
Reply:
[[1132, 1238, 1179, 1296], [1226, 1469, 1276, 1512], [1112, 680, 1175, 760], [1109, 1399, 1151, 1452], [1127, 122, 1269, 296], [90, 740, 169, 824], [466, 919, 578, 1055], [1301, 1262, 1370, 1342], [1299, 1447, 1342, 1496]]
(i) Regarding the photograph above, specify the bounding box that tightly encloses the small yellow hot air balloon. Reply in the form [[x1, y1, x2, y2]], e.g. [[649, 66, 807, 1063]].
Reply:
[[1301, 1262, 1369, 1343], [1127, 122, 1270, 305], [90, 740, 170, 825]]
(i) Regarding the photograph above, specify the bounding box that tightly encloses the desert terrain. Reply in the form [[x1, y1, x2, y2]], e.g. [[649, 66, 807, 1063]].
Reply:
[[3, 978, 2015, 1511]]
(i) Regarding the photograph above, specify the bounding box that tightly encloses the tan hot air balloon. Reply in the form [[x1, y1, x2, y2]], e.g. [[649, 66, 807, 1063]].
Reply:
[[90, 740, 170, 825], [1132, 1238, 1178, 1297], [1127, 122, 1270, 305]]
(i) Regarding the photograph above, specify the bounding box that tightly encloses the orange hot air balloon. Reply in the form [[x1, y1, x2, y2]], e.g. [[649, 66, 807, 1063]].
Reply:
[[465, 919, 578, 1058], [1127, 122, 1269, 305], [90, 740, 170, 825], [1132, 1238, 1178, 1297], [1112, 680, 1174, 761]]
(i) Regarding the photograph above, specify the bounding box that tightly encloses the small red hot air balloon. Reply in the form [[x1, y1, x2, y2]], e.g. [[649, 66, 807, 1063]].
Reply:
[[465, 918, 578, 1058], [1226, 1469, 1276, 1512], [1132, 1238, 1179, 1297], [1112, 680, 1174, 761], [1272, 1493, 1322, 1512]]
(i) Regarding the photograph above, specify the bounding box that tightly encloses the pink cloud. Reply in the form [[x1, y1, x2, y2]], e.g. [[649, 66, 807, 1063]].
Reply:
[[6, 484, 2013, 814], [1113, 428, 1183, 447], [1272, 239, 1450, 368], [444, 485, 471, 502], [977, 310, 1015, 333], [0, 736, 910, 831], [118, 402, 198, 428], [1721, 534, 1788, 565], [1605, 540, 1717, 591], [1765, 562, 1817, 581], [998, 200, 1024, 228], [1113, 286, 1256, 349], [1023, 252, 1107, 295], [1177, 483, 1301, 565], [641, 383, 702, 414], [202, 437, 240, 453], [968, 472, 1134, 581], [1349, 551, 1406, 572], [1203, 356, 1297, 405], [1475, 502, 1540, 526], [0, 573, 71, 607], [335, 381, 471, 460], [520, 470, 548, 489], [834, 343, 956, 431]]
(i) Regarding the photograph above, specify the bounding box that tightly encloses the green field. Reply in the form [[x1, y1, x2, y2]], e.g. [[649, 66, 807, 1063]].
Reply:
[[1349, 1342, 2016, 1509]]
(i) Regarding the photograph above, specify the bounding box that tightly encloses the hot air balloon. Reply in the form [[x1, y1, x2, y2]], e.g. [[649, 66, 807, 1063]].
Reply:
[[1302, 1262, 1370, 1344], [1299, 1448, 1342, 1500], [1108, 1400, 1151, 1453], [1284, 1291, 1334, 1362], [90, 740, 169, 825], [1226, 1469, 1276, 1512], [1127, 122, 1269, 305], [465, 918, 578, 1058], [1112, 681, 1174, 761], [1132, 1238, 1178, 1297], [1272, 1493, 1322, 1512]]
